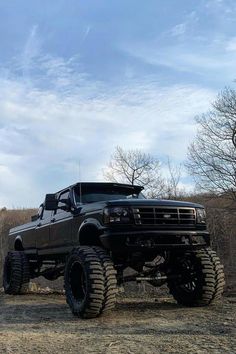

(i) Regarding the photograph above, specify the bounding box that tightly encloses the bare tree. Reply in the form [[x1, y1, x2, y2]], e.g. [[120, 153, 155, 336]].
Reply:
[[104, 146, 165, 197], [164, 158, 184, 199], [186, 87, 236, 200], [233, 128, 236, 147]]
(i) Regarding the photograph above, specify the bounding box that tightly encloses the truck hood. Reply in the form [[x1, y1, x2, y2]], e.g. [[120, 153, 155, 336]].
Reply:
[[106, 199, 204, 208]]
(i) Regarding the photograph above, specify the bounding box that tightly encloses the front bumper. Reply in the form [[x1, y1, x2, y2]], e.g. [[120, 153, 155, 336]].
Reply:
[[100, 230, 210, 253]]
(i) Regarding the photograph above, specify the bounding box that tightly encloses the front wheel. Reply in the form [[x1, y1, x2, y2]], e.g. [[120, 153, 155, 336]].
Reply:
[[92, 247, 117, 313], [167, 248, 225, 306], [64, 246, 106, 318]]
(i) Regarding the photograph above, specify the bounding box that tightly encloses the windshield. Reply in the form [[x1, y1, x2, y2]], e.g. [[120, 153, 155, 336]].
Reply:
[[74, 188, 145, 204]]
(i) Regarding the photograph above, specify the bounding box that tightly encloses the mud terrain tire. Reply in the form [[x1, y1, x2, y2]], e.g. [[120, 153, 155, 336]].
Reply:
[[3, 251, 30, 295], [167, 248, 225, 306], [64, 246, 105, 318], [93, 247, 117, 313]]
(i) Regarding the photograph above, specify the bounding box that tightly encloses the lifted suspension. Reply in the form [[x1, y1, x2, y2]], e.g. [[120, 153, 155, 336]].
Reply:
[[122, 273, 180, 283], [119, 266, 180, 284]]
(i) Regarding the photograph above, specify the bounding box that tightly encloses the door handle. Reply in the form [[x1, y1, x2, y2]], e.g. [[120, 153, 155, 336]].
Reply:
[[51, 218, 55, 223]]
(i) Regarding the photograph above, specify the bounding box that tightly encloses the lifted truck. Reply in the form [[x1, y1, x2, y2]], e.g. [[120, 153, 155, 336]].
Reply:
[[3, 182, 225, 318]]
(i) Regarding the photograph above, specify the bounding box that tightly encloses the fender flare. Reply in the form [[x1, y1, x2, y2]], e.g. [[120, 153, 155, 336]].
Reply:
[[77, 218, 105, 245], [14, 235, 24, 251]]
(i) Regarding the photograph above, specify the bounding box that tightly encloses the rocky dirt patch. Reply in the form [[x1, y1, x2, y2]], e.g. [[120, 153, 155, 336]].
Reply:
[[0, 292, 235, 354]]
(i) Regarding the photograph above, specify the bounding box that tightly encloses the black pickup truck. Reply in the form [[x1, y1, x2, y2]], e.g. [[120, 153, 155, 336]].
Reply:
[[3, 182, 225, 318]]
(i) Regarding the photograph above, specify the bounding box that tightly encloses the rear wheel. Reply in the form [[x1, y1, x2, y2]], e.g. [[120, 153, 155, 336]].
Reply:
[[64, 246, 105, 318], [3, 251, 30, 295], [167, 248, 225, 306]]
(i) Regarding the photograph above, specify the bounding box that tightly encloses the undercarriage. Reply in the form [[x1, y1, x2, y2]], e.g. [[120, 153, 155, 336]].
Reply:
[[3, 246, 225, 318]]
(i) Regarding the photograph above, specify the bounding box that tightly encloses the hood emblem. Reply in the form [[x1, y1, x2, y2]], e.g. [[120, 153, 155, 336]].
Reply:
[[163, 214, 172, 219]]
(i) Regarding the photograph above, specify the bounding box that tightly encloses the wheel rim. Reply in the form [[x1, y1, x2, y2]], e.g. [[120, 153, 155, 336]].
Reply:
[[69, 261, 87, 302], [176, 258, 199, 294]]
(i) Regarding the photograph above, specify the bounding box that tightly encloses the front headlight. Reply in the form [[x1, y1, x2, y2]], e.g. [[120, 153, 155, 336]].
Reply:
[[103, 207, 132, 224], [196, 208, 206, 224]]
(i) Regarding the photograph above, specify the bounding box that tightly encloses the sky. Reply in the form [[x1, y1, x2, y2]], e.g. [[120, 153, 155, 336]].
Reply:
[[0, 0, 236, 207]]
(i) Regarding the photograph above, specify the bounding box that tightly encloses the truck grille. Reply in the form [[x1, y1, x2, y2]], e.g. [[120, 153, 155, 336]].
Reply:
[[133, 207, 196, 226]]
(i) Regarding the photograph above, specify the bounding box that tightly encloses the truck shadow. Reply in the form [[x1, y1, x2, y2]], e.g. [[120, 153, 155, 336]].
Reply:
[[116, 299, 179, 311], [0, 294, 180, 326]]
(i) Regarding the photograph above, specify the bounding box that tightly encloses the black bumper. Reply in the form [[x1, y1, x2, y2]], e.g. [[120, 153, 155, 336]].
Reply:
[[100, 230, 210, 253]]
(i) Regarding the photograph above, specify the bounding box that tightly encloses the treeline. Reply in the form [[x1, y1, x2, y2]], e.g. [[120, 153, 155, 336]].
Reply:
[[0, 208, 36, 285], [185, 195, 236, 293], [0, 199, 235, 292]]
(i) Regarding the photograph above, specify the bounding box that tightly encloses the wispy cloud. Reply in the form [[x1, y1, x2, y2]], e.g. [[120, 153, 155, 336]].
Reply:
[[0, 50, 215, 207], [170, 23, 186, 37], [205, 0, 236, 15], [121, 35, 236, 85], [169, 11, 198, 38], [82, 25, 91, 43], [118, 1, 236, 86], [1, 0, 235, 208], [225, 37, 236, 51], [22, 25, 41, 80]]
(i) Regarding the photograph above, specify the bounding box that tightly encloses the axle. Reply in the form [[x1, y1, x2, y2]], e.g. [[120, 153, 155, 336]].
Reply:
[[122, 273, 180, 283]]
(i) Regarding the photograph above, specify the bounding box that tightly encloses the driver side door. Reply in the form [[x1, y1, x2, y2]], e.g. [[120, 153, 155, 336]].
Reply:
[[35, 206, 52, 251], [49, 190, 73, 251]]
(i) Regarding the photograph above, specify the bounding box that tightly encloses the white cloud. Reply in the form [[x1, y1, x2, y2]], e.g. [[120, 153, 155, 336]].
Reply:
[[0, 161, 36, 208], [82, 25, 92, 43], [120, 35, 236, 83], [21, 25, 42, 81], [118, 1, 236, 85], [171, 23, 186, 37], [205, 0, 236, 14], [169, 11, 198, 38], [0, 53, 215, 207], [23, 25, 40, 58], [225, 37, 236, 51]]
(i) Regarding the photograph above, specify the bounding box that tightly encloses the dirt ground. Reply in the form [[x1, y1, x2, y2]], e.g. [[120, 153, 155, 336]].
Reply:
[[0, 290, 235, 354]]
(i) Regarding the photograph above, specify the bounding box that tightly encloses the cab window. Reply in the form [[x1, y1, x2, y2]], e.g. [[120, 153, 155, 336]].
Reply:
[[56, 190, 70, 214]]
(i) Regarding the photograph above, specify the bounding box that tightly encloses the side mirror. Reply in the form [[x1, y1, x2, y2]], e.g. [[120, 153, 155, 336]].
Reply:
[[45, 194, 58, 210]]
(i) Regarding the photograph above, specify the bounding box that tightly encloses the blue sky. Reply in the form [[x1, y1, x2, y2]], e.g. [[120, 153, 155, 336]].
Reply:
[[0, 0, 236, 207]]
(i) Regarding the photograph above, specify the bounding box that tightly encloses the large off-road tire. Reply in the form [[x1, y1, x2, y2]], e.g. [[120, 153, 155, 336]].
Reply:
[[64, 246, 106, 319], [3, 251, 30, 295], [92, 247, 117, 313], [167, 248, 225, 306]]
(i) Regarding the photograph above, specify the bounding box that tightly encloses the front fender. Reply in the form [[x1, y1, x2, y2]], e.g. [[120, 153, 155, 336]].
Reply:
[[79, 218, 105, 233], [76, 218, 106, 246], [9, 234, 23, 251]]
